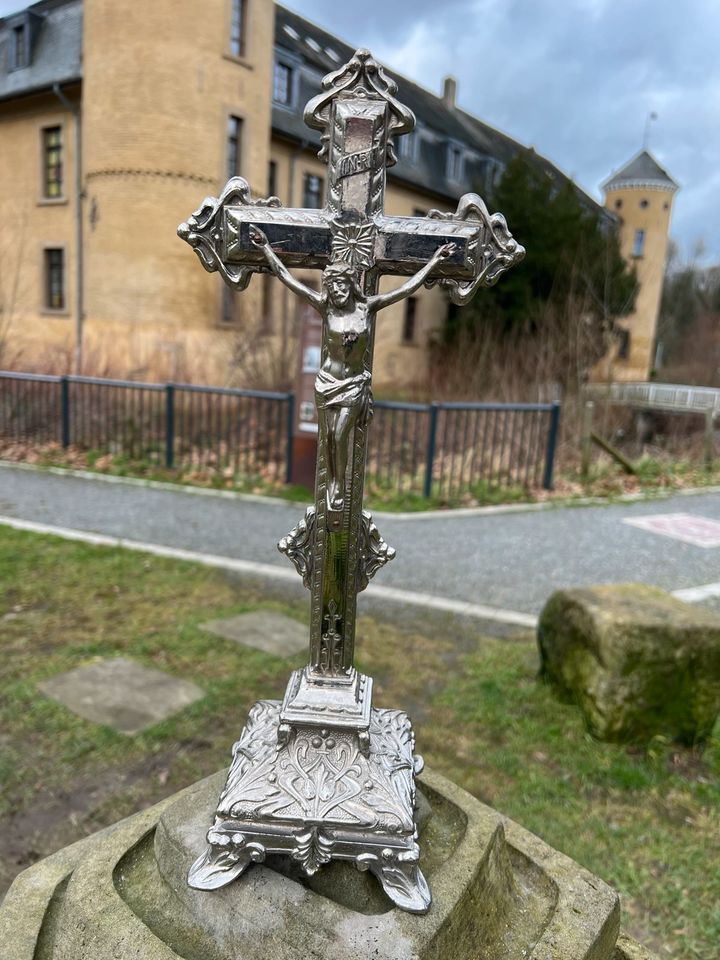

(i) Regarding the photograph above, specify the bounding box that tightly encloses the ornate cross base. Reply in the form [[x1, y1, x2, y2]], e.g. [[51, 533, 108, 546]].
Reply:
[[187, 699, 431, 914]]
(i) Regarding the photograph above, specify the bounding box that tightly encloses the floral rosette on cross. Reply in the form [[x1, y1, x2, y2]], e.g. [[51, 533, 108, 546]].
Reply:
[[330, 212, 377, 270]]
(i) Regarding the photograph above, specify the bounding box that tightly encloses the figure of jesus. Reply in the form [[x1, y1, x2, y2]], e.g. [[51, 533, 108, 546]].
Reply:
[[249, 226, 455, 517]]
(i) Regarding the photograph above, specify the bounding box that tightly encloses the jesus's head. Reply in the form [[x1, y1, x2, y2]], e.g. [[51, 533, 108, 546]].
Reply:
[[322, 262, 365, 309]]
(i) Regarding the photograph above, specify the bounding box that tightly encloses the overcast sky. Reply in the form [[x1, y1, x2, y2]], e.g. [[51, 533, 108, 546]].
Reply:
[[2, 0, 717, 263]]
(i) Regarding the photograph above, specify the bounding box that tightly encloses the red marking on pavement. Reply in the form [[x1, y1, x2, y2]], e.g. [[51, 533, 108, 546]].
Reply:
[[624, 512, 720, 548]]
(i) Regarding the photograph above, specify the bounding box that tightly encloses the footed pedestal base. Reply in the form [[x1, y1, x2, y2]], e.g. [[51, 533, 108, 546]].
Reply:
[[187, 698, 430, 913]]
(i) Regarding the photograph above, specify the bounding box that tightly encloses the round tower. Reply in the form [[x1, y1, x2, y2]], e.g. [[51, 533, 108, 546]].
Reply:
[[81, 0, 275, 379], [601, 149, 678, 382]]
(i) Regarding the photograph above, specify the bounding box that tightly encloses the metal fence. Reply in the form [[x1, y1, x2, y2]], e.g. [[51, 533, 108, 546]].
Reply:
[[0, 371, 560, 496], [0, 372, 294, 483], [586, 380, 720, 416], [369, 400, 560, 497]]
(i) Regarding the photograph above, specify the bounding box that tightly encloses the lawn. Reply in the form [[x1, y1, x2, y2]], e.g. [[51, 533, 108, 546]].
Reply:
[[0, 526, 717, 958]]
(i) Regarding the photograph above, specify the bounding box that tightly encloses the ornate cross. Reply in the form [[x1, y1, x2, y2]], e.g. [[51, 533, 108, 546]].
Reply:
[[179, 48, 523, 913]]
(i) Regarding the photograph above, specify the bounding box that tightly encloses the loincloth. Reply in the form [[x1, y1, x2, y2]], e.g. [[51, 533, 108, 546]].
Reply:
[[315, 369, 373, 419]]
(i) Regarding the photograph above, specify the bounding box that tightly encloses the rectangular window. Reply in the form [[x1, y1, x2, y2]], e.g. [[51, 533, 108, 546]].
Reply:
[[229, 0, 246, 57], [226, 115, 242, 180], [397, 131, 417, 163], [268, 160, 277, 197], [11, 24, 26, 70], [42, 126, 63, 198], [447, 144, 463, 181], [632, 229, 645, 258], [402, 297, 417, 344], [302, 173, 323, 209], [273, 61, 293, 106], [44, 248, 65, 310]]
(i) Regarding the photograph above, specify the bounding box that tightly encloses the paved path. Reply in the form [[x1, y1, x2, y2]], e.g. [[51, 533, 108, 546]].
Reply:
[[1, 463, 719, 619]]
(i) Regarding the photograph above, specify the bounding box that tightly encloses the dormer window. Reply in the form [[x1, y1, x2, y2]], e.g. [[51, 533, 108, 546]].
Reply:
[[485, 158, 503, 192], [446, 143, 464, 182], [397, 130, 418, 163], [11, 23, 28, 70], [273, 61, 294, 106]]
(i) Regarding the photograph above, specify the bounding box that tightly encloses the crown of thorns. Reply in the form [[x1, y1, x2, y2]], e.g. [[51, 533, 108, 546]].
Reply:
[[323, 261, 358, 279]]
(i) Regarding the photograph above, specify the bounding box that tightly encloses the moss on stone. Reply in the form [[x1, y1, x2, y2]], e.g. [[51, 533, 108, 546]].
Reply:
[[538, 584, 720, 744]]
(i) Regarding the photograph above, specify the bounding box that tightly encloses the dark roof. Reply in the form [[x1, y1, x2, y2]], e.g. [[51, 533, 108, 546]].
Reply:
[[274, 4, 607, 216], [603, 149, 678, 193], [0, 0, 81, 103]]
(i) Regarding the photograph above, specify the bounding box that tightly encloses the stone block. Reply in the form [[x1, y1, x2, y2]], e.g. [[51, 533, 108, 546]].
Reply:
[[538, 584, 720, 743], [200, 610, 307, 657], [0, 766, 632, 960], [38, 658, 204, 735]]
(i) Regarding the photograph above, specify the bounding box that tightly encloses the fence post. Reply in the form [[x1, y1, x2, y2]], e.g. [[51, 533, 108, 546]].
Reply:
[[285, 393, 295, 485], [60, 376, 70, 448], [423, 403, 439, 498], [542, 402, 561, 490], [165, 383, 175, 468], [580, 399, 594, 480], [704, 409, 715, 472]]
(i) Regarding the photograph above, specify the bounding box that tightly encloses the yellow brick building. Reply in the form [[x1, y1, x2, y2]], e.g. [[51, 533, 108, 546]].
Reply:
[[0, 0, 671, 392]]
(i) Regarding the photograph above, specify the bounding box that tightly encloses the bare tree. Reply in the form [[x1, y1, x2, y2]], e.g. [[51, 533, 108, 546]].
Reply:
[[0, 201, 30, 366]]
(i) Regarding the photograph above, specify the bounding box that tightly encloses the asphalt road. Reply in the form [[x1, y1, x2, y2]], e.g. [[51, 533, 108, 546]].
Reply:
[[1, 463, 719, 617]]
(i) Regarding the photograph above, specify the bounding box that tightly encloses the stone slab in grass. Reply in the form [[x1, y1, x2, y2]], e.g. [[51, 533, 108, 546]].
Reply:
[[538, 584, 720, 744], [200, 610, 307, 657], [38, 658, 204, 735]]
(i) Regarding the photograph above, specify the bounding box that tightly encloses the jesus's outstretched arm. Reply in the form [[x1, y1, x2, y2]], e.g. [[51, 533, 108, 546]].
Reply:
[[249, 226, 323, 310], [367, 242, 456, 312]]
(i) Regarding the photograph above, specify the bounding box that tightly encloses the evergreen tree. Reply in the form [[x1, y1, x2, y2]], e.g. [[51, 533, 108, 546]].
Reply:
[[446, 149, 637, 352]]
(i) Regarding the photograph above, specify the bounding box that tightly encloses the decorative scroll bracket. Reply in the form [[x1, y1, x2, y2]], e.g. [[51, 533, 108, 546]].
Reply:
[[279, 507, 395, 595], [177, 177, 281, 290], [426, 193, 525, 304]]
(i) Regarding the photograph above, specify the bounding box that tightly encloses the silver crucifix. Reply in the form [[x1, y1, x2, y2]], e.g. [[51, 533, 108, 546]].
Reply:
[[178, 48, 523, 913]]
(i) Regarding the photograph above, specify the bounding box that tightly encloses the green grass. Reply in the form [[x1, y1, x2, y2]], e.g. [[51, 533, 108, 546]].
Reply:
[[0, 526, 717, 957], [561, 456, 720, 500]]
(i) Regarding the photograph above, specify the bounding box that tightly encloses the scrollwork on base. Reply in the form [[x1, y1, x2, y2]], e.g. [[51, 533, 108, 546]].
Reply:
[[292, 827, 335, 875], [187, 699, 430, 913], [356, 843, 431, 914], [188, 833, 266, 891]]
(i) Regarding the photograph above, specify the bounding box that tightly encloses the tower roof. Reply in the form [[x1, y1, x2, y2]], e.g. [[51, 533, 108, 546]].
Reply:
[[603, 149, 678, 193]]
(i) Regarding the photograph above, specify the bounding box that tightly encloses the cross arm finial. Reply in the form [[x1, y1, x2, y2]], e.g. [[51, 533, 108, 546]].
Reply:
[[304, 48, 415, 166]]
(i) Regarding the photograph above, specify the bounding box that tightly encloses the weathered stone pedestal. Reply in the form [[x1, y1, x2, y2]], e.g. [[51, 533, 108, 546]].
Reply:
[[1, 767, 655, 960]]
